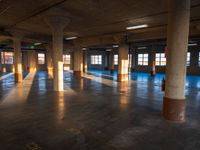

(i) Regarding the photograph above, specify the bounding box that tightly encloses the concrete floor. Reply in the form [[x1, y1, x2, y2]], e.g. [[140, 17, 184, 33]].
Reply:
[[0, 70, 200, 150]]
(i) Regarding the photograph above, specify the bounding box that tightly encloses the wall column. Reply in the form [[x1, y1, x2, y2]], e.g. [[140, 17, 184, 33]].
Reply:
[[45, 14, 69, 91], [163, 0, 190, 122], [73, 46, 83, 76]]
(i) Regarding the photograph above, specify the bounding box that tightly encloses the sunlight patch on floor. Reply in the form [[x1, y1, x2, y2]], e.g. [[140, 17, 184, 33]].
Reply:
[[0, 73, 14, 81], [0, 72, 36, 107]]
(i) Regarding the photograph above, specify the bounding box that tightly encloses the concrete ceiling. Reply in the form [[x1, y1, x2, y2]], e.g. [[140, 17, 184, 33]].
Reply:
[[0, 0, 200, 47]]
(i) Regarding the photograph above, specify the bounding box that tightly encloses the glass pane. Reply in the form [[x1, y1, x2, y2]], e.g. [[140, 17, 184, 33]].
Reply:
[[138, 61, 143, 65], [155, 61, 160, 66], [138, 58, 142, 61], [161, 58, 166, 61], [138, 54, 143, 58], [161, 61, 166, 66], [156, 58, 160, 61], [143, 61, 148, 66], [156, 53, 160, 57], [161, 53, 165, 57]]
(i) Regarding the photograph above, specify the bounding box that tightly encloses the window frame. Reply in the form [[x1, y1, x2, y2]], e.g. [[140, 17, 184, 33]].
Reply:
[[91, 55, 102, 65], [1, 52, 14, 64], [187, 52, 190, 66], [199, 52, 200, 67], [114, 54, 118, 65], [137, 53, 149, 66], [63, 54, 71, 65], [38, 53, 45, 65], [155, 53, 166, 66]]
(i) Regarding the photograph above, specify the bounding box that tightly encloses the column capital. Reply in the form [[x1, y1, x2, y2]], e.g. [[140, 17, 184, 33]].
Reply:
[[114, 34, 128, 45], [7, 28, 27, 40], [73, 40, 83, 50], [43, 8, 70, 30], [43, 43, 52, 50], [168, 0, 190, 12]]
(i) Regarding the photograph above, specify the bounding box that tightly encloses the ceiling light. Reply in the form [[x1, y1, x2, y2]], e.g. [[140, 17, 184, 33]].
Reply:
[[112, 45, 119, 48], [65, 37, 78, 40], [34, 42, 42, 46], [106, 49, 112, 51], [82, 48, 87, 50], [126, 24, 148, 30], [137, 46, 147, 49], [188, 43, 198, 46]]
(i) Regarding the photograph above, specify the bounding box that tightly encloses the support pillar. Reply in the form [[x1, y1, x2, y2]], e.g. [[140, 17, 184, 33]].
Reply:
[[73, 46, 83, 76], [13, 37, 23, 83], [131, 49, 136, 72], [109, 50, 114, 73], [44, 12, 69, 91], [28, 50, 37, 72], [83, 49, 88, 73], [115, 36, 129, 82], [163, 0, 190, 122], [150, 47, 156, 77], [45, 44, 53, 78]]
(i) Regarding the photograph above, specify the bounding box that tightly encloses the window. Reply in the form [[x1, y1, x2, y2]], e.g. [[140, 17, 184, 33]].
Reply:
[[63, 54, 71, 64], [91, 55, 102, 65], [138, 54, 148, 66], [114, 54, 118, 65], [187, 52, 190, 66], [1, 52, 14, 64], [155, 53, 166, 66], [38, 53, 45, 64], [199, 52, 200, 66]]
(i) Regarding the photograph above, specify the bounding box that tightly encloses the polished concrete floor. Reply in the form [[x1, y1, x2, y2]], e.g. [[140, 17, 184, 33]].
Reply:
[[0, 70, 200, 150]]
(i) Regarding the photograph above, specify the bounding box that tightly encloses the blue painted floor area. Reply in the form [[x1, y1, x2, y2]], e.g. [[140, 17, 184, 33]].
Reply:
[[0, 72, 29, 100], [88, 69, 200, 88], [0, 71, 200, 149]]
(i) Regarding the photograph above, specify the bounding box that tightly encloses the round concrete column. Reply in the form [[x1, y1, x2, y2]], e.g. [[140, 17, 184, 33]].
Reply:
[[73, 47, 83, 76], [163, 0, 190, 122], [27, 50, 37, 72], [13, 37, 23, 83], [9, 29, 26, 82], [52, 28, 64, 91], [45, 13, 69, 91], [150, 47, 156, 77], [117, 43, 129, 82], [45, 44, 53, 78], [83, 49, 88, 73], [109, 50, 114, 73]]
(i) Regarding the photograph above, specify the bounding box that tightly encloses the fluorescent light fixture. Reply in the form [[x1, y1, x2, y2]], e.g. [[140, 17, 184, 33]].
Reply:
[[126, 24, 148, 30], [188, 43, 198, 46], [82, 48, 87, 50], [34, 42, 42, 46], [138, 46, 147, 50], [106, 49, 112, 51], [112, 45, 119, 48], [65, 36, 78, 40]]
